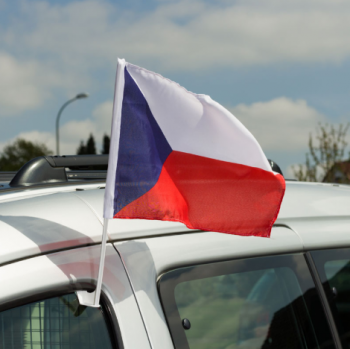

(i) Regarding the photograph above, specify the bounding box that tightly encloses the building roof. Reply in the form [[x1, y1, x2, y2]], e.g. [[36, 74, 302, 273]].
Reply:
[[323, 160, 350, 183]]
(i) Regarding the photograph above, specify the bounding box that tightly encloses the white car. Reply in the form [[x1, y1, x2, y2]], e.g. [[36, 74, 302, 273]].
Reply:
[[0, 155, 349, 349]]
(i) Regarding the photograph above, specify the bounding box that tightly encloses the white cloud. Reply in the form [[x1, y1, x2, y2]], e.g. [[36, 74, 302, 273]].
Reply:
[[0, 53, 53, 114], [0, 101, 113, 155], [229, 97, 326, 151], [91, 101, 113, 131], [2, 0, 350, 115], [0, 51, 90, 115], [0, 96, 325, 157], [3, 0, 350, 73], [0, 97, 331, 156], [59, 100, 113, 154], [285, 163, 327, 181], [285, 165, 298, 180], [15, 130, 54, 150], [2, 96, 348, 179]]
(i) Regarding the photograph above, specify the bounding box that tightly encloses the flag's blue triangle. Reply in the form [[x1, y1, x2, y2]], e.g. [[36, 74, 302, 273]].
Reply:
[[113, 67, 173, 215]]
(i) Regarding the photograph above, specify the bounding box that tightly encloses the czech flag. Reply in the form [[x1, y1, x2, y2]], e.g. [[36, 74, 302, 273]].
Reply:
[[104, 59, 285, 237]]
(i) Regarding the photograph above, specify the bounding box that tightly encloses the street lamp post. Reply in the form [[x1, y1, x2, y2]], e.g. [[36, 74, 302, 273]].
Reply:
[[55, 93, 89, 155]]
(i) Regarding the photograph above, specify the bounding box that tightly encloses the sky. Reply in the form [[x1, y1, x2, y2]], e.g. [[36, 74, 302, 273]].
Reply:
[[1, 0, 350, 178]]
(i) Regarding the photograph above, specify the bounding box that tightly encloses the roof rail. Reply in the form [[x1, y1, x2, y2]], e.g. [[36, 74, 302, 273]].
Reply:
[[9, 155, 108, 187], [7, 155, 283, 188], [267, 159, 283, 177]]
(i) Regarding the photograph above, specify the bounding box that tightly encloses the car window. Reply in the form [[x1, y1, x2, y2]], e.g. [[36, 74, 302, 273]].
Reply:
[[0, 293, 116, 349], [311, 248, 350, 349], [159, 254, 335, 349]]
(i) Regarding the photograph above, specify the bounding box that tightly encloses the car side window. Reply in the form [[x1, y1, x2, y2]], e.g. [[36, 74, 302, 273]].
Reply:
[[0, 293, 116, 349], [311, 248, 350, 349], [159, 254, 335, 349]]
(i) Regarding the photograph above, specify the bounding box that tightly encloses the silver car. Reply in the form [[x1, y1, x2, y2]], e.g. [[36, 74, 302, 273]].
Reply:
[[0, 155, 349, 349]]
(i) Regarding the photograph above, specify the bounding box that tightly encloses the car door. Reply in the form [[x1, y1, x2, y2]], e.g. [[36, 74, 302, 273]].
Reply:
[[159, 252, 337, 349], [0, 244, 151, 349], [115, 227, 343, 349]]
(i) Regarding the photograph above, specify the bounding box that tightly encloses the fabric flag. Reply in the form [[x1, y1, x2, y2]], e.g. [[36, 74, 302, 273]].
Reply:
[[104, 59, 285, 237]]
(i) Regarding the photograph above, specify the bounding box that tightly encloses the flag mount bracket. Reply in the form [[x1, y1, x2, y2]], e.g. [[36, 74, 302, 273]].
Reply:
[[76, 218, 109, 307]]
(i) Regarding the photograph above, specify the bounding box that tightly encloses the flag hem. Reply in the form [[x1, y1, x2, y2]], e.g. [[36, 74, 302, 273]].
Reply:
[[104, 58, 126, 219]]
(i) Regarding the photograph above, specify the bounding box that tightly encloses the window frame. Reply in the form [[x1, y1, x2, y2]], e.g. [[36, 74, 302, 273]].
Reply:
[[158, 252, 339, 349], [308, 247, 350, 349], [0, 286, 124, 349]]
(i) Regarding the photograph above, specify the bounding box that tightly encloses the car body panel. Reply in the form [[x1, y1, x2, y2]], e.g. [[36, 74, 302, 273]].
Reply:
[[277, 181, 350, 219], [114, 226, 303, 349], [0, 244, 151, 349], [0, 181, 349, 267], [75, 189, 194, 238], [280, 217, 350, 249], [1, 179, 350, 348], [0, 191, 103, 265]]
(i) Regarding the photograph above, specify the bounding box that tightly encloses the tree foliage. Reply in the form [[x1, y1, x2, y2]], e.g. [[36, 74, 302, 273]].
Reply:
[[77, 134, 110, 155], [76, 141, 86, 155], [101, 134, 110, 154], [0, 138, 53, 171], [292, 123, 350, 182], [77, 133, 96, 155]]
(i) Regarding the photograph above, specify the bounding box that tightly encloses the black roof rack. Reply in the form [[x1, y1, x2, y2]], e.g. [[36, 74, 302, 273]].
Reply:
[[9, 155, 108, 188], [3, 155, 284, 189], [267, 159, 283, 177]]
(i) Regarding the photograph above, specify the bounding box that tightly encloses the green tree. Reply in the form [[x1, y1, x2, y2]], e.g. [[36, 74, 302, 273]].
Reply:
[[0, 138, 53, 171], [293, 123, 350, 182], [101, 134, 110, 154], [86, 134, 96, 154], [76, 140, 87, 155], [77, 133, 96, 155]]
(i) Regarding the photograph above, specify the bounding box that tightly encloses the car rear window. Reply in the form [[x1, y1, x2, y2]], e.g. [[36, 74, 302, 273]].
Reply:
[[159, 254, 334, 349]]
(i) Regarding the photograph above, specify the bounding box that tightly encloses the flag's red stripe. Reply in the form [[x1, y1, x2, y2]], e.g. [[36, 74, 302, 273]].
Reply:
[[114, 151, 285, 237]]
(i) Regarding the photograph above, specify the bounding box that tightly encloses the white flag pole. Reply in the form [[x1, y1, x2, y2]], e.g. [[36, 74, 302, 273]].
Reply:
[[76, 218, 109, 307], [77, 59, 125, 307], [93, 217, 109, 305]]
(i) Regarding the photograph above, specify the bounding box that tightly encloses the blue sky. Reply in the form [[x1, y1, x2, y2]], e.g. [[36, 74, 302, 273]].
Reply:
[[1, 0, 350, 177]]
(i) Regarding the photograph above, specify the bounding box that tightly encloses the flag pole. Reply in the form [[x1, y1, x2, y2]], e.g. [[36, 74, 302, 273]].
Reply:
[[77, 59, 125, 307], [76, 218, 109, 307], [93, 217, 109, 305]]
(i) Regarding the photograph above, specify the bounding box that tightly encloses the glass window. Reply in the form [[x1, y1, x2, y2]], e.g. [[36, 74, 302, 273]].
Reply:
[[0, 293, 115, 349], [159, 254, 335, 349], [312, 248, 350, 349]]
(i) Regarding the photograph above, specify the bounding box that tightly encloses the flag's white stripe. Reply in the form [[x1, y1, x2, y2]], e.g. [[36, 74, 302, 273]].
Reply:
[[104, 58, 126, 219], [126, 63, 271, 172]]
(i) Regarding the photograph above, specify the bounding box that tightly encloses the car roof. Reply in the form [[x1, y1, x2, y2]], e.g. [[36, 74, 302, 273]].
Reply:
[[0, 181, 349, 266]]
